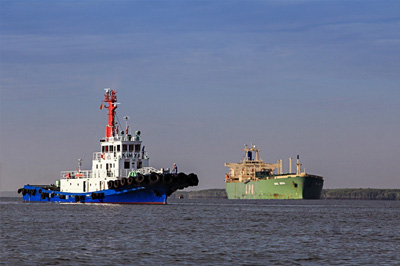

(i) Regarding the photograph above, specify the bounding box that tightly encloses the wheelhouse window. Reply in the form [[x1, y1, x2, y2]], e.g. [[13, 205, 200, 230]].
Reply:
[[124, 161, 130, 169], [135, 144, 141, 152], [129, 144, 134, 152], [117, 145, 120, 152], [123, 144, 127, 152]]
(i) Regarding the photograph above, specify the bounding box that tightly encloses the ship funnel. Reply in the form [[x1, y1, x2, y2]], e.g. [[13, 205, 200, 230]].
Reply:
[[296, 155, 302, 175]]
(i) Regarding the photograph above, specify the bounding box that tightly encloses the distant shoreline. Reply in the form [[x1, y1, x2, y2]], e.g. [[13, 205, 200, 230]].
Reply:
[[2, 188, 400, 200], [170, 188, 400, 200]]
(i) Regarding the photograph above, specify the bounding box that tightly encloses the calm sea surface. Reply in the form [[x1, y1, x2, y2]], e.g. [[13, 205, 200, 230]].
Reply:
[[1, 198, 399, 266]]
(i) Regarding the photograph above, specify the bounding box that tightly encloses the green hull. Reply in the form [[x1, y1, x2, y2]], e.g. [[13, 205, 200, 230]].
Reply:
[[225, 175, 324, 199]]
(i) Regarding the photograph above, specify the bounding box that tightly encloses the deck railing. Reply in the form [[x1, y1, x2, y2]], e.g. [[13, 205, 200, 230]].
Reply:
[[93, 151, 148, 160], [60, 170, 92, 179]]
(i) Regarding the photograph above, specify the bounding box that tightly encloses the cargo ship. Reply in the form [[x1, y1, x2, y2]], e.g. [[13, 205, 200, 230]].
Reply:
[[17, 89, 198, 204], [225, 144, 323, 199]]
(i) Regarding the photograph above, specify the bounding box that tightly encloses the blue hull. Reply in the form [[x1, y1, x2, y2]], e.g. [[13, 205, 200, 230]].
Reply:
[[21, 185, 168, 204], [19, 173, 199, 204]]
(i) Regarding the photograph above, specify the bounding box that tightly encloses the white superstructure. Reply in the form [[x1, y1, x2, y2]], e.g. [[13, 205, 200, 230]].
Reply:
[[59, 89, 151, 193]]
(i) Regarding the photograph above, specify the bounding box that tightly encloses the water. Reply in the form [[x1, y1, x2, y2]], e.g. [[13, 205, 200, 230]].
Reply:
[[1, 198, 399, 266]]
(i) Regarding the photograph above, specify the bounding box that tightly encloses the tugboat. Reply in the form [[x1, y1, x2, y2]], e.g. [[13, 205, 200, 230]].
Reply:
[[17, 89, 199, 204], [225, 144, 323, 199]]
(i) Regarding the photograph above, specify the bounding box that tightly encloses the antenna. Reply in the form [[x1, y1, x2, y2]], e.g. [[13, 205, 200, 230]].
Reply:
[[78, 159, 82, 172], [123, 116, 130, 134]]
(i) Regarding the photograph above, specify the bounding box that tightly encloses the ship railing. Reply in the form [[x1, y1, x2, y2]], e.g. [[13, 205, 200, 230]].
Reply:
[[101, 135, 141, 142], [93, 152, 117, 160], [136, 167, 162, 175], [109, 135, 140, 141], [93, 151, 148, 160], [60, 170, 92, 179], [103, 136, 123, 142]]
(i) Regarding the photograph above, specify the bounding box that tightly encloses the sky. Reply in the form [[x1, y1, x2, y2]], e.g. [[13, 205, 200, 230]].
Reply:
[[1, 0, 399, 192]]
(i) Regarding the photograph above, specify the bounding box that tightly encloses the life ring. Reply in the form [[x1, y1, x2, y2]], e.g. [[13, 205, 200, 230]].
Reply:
[[66, 172, 71, 179]]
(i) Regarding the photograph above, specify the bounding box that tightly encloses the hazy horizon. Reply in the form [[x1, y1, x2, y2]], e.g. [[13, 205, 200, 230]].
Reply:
[[1, 0, 399, 192]]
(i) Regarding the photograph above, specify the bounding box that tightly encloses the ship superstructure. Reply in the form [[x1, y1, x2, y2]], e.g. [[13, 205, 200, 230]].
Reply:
[[225, 144, 323, 199], [18, 89, 198, 204], [59, 89, 150, 193]]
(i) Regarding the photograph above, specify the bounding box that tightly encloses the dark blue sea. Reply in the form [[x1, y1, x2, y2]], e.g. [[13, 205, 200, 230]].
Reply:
[[1, 198, 399, 266]]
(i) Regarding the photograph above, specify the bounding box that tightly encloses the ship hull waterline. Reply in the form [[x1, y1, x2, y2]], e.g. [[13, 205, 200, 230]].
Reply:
[[21, 184, 177, 204], [225, 175, 324, 200]]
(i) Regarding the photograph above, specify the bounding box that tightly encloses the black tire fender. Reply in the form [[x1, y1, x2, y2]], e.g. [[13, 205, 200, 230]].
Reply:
[[149, 173, 160, 184], [163, 174, 172, 184], [113, 180, 120, 189], [135, 174, 145, 184]]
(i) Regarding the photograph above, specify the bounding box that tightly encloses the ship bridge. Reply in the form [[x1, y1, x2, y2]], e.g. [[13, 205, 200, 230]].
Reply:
[[225, 144, 280, 182]]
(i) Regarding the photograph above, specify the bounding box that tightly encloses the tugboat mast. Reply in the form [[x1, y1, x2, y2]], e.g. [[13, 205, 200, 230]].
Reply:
[[104, 88, 118, 140]]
